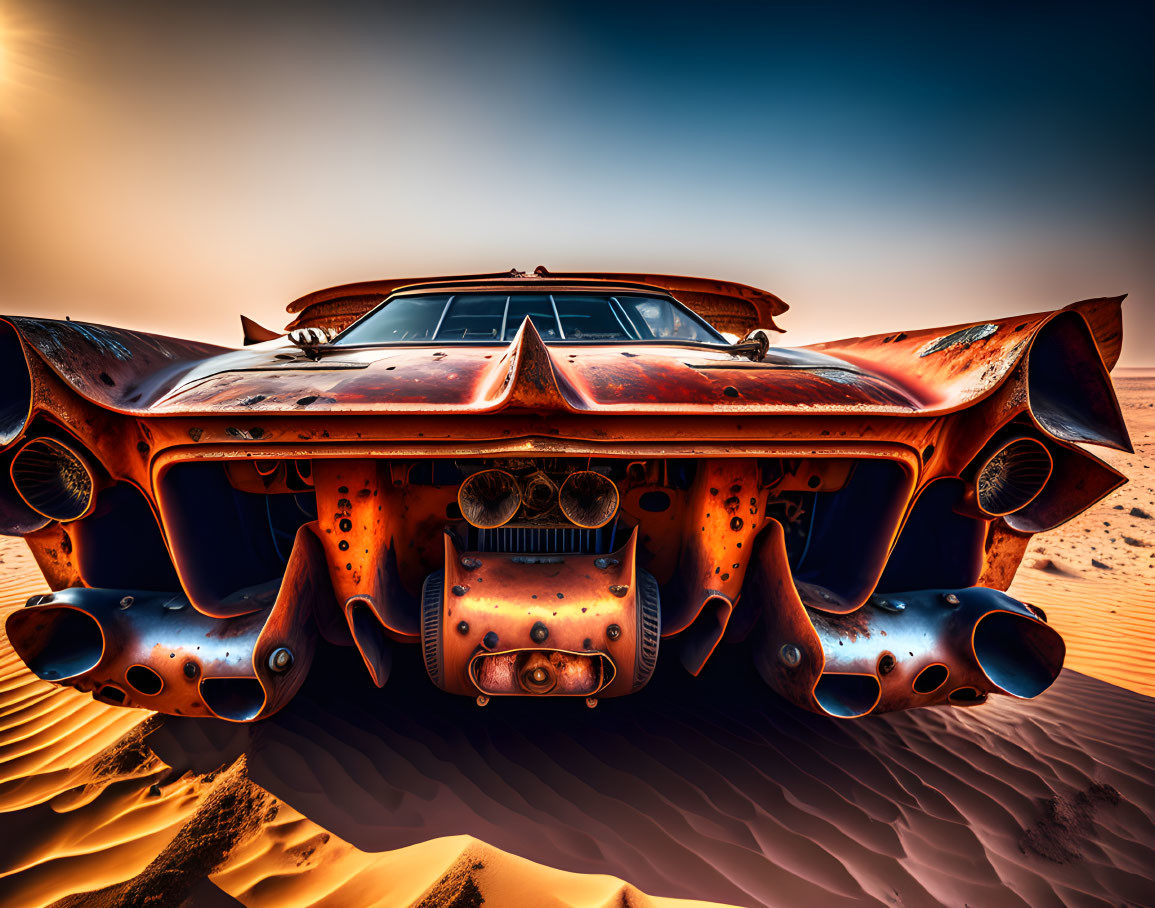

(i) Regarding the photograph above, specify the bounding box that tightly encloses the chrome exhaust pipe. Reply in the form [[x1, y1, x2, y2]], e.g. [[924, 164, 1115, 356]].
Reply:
[[5, 525, 331, 722], [746, 525, 1064, 718], [768, 588, 1064, 717]]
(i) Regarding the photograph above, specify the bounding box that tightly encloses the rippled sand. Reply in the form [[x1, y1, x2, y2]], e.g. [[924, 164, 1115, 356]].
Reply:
[[0, 376, 1152, 907]]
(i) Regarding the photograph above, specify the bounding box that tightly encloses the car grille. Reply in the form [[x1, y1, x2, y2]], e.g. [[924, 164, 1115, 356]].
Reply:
[[472, 523, 618, 555]]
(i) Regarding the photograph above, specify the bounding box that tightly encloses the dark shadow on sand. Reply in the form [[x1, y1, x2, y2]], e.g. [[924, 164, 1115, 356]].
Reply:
[[148, 641, 1155, 907]]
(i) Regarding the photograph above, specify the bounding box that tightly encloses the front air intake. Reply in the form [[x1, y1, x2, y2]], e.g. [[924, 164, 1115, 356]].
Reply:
[[558, 470, 619, 529], [458, 469, 522, 529], [974, 437, 1052, 516], [10, 437, 97, 522]]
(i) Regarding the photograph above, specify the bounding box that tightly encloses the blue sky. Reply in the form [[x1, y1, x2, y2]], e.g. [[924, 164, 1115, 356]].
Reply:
[[1, 1, 1151, 362]]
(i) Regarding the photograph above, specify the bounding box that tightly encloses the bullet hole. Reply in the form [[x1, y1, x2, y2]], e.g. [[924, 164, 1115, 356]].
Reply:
[[338, 540, 349, 551], [337, 498, 352, 511], [338, 486, 349, 494], [730, 517, 744, 531], [99, 372, 115, 386], [137, 441, 149, 453], [483, 632, 499, 649], [606, 624, 621, 640], [807, 475, 821, 489], [723, 386, 740, 397], [338, 519, 353, 532], [297, 396, 319, 406]]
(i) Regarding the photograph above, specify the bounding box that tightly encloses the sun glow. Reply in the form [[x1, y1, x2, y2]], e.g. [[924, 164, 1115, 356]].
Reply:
[[0, 4, 51, 116]]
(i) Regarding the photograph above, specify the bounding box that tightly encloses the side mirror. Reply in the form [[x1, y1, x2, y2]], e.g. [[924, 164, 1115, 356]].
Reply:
[[288, 326, 336, 360], [735, 328, 774, 361]]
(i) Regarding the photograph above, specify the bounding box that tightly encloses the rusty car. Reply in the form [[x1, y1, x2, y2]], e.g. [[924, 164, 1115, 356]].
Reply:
[[0, 267, 1130, 720]]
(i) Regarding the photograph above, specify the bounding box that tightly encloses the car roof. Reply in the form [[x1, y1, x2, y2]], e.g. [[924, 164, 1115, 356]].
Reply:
[[284, 266, 787, 337]]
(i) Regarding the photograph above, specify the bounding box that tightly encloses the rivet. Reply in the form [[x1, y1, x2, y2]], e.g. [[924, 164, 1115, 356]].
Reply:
[[183, 661, 199, 679], [457, 620, 470, 635], [452, 584, 469, 596], [594, 557, 619, 570], [779, 643, 802, 667], [943, 592, 961, 606], [267, 647, 294, 673], [483, 631, 499, 649], [460, 557, 482, 569], [609, 584, 629, 597], [530, 621, 549, 643], [606, 624, 621, 641]]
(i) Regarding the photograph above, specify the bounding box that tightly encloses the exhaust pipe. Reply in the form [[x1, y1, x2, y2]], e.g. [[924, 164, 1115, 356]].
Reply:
[[5, 524, 331, 722], [458, 469, 521, 529], [558, 470, 619, 529], [746, 524, 1064, 717], [961, 436, 1053, 518], [10, 437, 98, 522]]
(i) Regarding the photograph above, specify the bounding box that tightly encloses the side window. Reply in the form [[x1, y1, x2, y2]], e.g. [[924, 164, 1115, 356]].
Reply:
[[623, 297, 717, 343], [554, 295, 635, 340], [336, 294, 450, 344]]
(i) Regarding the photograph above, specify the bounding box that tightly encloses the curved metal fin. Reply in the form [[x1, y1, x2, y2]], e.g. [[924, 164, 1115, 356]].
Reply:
[[240, 314, 283, 345], [498, 317, 572, 411], [1028, 310, 1132, 452]]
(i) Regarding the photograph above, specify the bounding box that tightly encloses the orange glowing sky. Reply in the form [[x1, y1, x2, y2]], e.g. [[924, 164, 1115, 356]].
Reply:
[[1, 1, 1152, 363]]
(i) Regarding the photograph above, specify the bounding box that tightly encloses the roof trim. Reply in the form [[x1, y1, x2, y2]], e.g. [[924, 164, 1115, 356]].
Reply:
[[284, 266, 788, 337]]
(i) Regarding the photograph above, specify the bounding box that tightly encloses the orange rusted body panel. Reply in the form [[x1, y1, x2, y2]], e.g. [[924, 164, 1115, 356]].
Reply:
[[429, 530, 654, 698], [0, 270, 1129, 720]]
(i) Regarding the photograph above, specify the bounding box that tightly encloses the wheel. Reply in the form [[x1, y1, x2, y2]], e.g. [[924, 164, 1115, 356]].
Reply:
[[421, 570, 444, 687], [634, 568, 661, 691]]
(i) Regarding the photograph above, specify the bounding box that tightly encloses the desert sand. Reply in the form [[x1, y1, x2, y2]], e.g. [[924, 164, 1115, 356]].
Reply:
[[0, 376, 1152, 907]]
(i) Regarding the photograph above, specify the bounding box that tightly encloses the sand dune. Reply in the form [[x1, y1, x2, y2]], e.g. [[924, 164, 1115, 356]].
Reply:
[[0, 375, 1152, 907], [1010, 371, 1155, 696]]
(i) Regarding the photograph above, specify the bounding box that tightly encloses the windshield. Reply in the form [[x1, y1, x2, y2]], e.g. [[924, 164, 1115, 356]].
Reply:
[[333, 291, 726, 345]]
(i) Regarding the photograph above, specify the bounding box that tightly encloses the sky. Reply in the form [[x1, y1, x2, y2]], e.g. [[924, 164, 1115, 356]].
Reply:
[[0, 1, 1152, 363]]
